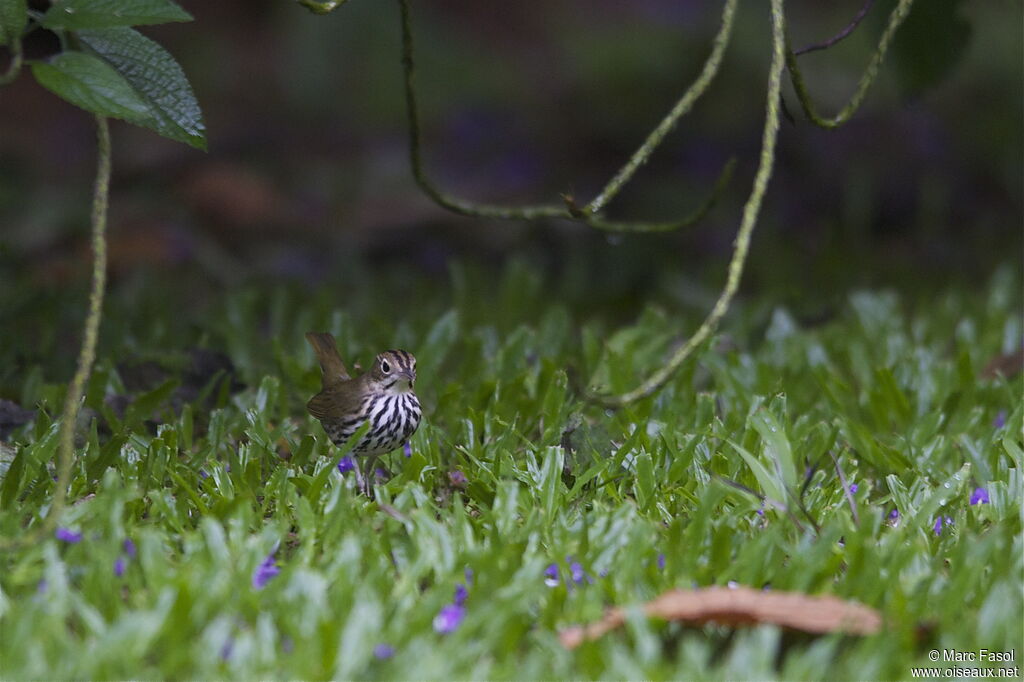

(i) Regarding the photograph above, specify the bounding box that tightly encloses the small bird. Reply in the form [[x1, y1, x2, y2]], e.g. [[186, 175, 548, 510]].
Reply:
[[305, 332, 421, 494]]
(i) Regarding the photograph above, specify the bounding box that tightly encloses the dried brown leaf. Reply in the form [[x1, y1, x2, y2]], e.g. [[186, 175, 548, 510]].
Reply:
[[560, 585, 881, 649]]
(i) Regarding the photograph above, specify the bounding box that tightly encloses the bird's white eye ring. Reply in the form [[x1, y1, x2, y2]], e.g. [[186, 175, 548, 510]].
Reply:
[[380, 359, 391, 374]]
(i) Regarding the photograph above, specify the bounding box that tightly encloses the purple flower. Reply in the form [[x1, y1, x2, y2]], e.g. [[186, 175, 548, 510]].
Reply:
[[123, 538, 137, 558], [657, 553, 666, 571], [37, 579, 47, 594], [449, 470, 468, 487], [114, 557, 126, 577], [55, 528, 82, 543], [970, 487, 990, 505], [199, 469, 209, 479], [373, 643, 395, 660], [454, 583, 468, 606], [220, 637, 234, 661], [252, 553, 280, 590], [464, 567, 474, 585], [432, 604, 465, 634], [374, 467, 387, 480], [403, 442, 412, 458], [933, 515, 954, 535], [993, 410, 1006, 429], [848, 483, 858, 494], [543, 563, 559, 587], [889, 508, 900, 521], [568, 560, 589, 585], [337, 456, 356, 474]]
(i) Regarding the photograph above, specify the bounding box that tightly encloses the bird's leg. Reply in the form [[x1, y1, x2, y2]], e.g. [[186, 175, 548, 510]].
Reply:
[[352, 461, 367, 497], [360, 455, 380, 499]]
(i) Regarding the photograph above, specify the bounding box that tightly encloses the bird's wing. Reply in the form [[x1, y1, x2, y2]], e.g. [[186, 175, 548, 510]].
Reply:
[[306, 379, 368, 420]]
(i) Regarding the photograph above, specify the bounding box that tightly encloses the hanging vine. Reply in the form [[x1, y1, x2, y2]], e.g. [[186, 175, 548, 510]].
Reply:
[[299, 0, 916, 406], [0, 1, 205, 546], [397, 0, 739, 232]]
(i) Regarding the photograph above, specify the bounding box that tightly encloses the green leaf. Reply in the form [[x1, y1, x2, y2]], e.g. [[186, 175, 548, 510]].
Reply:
[[85, 433, 127, 481], [30, 51, 154, 122], [125, 377, 179, 425], [0, 0, 27, 47], [634, 449, 655, 511], [307, 422, 369, 505], [41, 0, 191, 30], [885, 473, 912, 513], [78, 27, 206, 150], [539, 445, 564, 523], [730, 440, 785, 505], [167, 468, 210, 516], [0, 445, 26, 510], [1001, 436, 1022, 471], [749, 409, 797, 491], [913, 462, 971, 526]]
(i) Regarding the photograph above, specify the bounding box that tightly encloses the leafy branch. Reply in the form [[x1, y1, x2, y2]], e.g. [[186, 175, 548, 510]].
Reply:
[[0, 0, 205, 546]]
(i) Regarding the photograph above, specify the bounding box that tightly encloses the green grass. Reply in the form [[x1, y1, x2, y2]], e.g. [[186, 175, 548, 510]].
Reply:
[[0, 262, 1021, 680]]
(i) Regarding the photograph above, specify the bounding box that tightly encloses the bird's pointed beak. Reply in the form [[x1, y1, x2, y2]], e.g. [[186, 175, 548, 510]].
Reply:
[[398, 370, 416, 389]]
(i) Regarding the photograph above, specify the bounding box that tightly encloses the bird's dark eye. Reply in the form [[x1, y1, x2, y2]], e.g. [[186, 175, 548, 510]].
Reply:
[[380, 359, 391, 374]]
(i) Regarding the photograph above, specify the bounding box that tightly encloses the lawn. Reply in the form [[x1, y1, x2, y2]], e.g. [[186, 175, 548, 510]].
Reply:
[[0, 262, 1020, 680]]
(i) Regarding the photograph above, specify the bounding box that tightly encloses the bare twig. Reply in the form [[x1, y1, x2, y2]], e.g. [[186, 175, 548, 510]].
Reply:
[[785, 0, 915, 129], [831, 450, 860, 526], [793, 0, 875, 56]]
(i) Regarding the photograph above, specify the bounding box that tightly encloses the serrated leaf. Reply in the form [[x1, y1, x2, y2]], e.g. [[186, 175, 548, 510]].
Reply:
[[0, 0, 27, 47], [79, 27, 205, 150], [41, 0, 191, 30], [31, 51, 155, 122]]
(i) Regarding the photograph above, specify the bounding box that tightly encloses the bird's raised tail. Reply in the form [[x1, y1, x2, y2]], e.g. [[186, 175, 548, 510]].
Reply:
[[305, 332, 351, 388]]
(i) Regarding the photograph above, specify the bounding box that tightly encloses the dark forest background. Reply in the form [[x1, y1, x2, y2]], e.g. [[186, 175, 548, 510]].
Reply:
[[1, 0, 1021, 337]]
